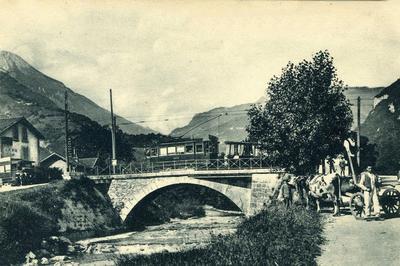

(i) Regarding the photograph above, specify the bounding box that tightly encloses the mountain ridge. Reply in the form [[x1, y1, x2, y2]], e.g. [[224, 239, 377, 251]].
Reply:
[[170, 87, 383, 150], [0, 50, 154, 135]]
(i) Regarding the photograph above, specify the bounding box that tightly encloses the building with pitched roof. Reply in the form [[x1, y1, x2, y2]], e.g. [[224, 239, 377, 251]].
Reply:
[[0, 117, 44, 182], [40, 152, 99, 179]]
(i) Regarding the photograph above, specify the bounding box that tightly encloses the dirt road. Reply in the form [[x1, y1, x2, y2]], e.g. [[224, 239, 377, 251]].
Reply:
[[318, 214, 400, 266]]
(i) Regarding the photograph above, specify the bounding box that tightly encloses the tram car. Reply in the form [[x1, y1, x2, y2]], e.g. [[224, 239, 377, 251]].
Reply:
[[144, 135, 220, 163], [224, 141, 262, 159]]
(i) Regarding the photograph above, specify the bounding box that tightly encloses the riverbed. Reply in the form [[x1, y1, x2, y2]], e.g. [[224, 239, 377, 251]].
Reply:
[[73, 206, 243, 265]]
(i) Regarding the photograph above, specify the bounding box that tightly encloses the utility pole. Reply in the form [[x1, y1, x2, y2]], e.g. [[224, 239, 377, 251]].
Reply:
[[357, 96, 361, 167], [64, 91, 70, 173], [110, 89, 117, 174]]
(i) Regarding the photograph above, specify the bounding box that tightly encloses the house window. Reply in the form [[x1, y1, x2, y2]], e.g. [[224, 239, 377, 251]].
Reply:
[[22, 146, 29, 161], [196, 144, 203, 153], [12, 126, 19, 141], [1, 137, 12, 158], [22, 127, 28, 143]]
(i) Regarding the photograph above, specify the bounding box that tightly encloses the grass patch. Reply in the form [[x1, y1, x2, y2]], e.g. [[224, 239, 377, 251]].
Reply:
[[118, 204, 325, 265]]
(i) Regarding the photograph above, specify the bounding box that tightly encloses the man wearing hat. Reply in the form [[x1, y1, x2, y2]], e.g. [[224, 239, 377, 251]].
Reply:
[[359, 166, 381, 218]]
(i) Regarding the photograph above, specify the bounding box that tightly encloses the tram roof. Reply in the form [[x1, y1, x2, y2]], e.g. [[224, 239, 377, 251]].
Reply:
[[158, 138, 206, 146], [224, 141, 260, 145]]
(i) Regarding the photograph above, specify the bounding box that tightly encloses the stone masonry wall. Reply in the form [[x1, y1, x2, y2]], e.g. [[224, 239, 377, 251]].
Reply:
[[249, 173, 283, 215]]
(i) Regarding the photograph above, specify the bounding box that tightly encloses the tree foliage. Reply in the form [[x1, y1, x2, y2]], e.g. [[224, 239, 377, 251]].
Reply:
[[247, 51, 352, 174]]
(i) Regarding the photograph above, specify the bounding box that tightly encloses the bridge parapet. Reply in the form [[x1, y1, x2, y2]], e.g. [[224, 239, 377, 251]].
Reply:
[[88, 168, 283, 182], [90, 158, 278, 176]]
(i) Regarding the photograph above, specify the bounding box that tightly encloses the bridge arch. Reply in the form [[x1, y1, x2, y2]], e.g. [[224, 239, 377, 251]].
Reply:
[[108, 176, 251, 222]]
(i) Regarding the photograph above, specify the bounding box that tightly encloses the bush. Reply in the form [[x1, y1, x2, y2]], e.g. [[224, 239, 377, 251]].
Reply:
[[118, 204, 325, 265], [0, 179, 120, 264], [0, 201, 58, 265]]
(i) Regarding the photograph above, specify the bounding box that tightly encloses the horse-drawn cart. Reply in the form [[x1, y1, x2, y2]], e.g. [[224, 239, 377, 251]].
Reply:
[[349, 176, 400, 219]]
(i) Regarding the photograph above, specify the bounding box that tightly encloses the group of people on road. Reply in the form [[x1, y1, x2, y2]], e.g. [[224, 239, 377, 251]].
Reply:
[[276, 164, 383, 220], [274, 136, 387, 219]]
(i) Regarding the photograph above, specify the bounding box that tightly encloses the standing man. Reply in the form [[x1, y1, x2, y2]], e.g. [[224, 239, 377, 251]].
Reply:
[[358, 166, 381, 218], [338, 155, 347, 176], [327, 156, 335, 173], [280, 174, 292, 208]]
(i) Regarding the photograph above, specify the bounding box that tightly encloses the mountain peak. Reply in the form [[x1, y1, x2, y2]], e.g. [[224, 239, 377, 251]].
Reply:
[[0, 50, 32, 73]]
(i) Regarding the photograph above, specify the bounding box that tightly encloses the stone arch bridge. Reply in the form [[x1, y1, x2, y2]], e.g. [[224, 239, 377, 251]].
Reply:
[[89, 168, 283, 222]]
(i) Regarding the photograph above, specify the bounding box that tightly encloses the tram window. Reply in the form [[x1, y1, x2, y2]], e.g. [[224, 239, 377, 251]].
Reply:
[[196, 144, 203, 153], [177, 145, 185, 154], [204, 142, 209, 153], [185, 145, 194, 153], [167, 146, 176, 154], [151, 148, 158, 156], [160, 147, 167, 156], [233, 144, 239, 155]]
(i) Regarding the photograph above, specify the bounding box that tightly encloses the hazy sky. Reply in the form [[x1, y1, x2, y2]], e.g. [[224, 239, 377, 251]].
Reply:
[[0, 1, 399, 133]]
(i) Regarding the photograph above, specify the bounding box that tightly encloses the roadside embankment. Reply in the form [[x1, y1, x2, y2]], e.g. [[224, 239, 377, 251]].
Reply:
[[0, 178, 120, 265], [118, 204, 325, 265]]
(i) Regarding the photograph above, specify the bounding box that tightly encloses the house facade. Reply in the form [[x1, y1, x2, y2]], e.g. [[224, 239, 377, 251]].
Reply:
[[0, 117, 44, 182]]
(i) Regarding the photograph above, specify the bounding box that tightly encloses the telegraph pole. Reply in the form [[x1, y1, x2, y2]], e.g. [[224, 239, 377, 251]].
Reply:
[[110, 89, 117, 174], [64, 91, 70, 173], [357, 96, 361, 167]]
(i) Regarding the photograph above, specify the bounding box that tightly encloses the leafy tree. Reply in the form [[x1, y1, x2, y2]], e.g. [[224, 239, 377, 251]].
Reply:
[[247, 51, 352, 175]]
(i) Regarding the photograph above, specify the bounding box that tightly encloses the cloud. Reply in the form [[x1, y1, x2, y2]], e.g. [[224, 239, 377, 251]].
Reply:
[[0, 1, 399, 133]]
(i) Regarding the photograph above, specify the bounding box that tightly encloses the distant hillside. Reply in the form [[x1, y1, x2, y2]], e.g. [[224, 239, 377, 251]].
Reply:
[[170, 87, 382, 149], [170, 98, 265, 152], [362, 79, 400, 174], [0, 71, 99, 156], [0, 50, 154, 135]]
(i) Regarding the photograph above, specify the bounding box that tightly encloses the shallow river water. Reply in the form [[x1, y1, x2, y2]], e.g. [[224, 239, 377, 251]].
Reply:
[[74, 206, 243, 265]]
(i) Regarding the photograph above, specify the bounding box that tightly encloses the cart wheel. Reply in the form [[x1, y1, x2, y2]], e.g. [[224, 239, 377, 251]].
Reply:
[[381, 188, 400, 218], [349, 192, 364, 220]]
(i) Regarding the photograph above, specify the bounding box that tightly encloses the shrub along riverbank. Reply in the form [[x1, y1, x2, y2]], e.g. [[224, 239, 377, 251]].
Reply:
[[119, 204, 325, 265], [0, 179, 120, 265]]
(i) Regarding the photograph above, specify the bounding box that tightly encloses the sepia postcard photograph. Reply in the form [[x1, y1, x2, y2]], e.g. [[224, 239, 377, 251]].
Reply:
[[0, 0, 399, 265]]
